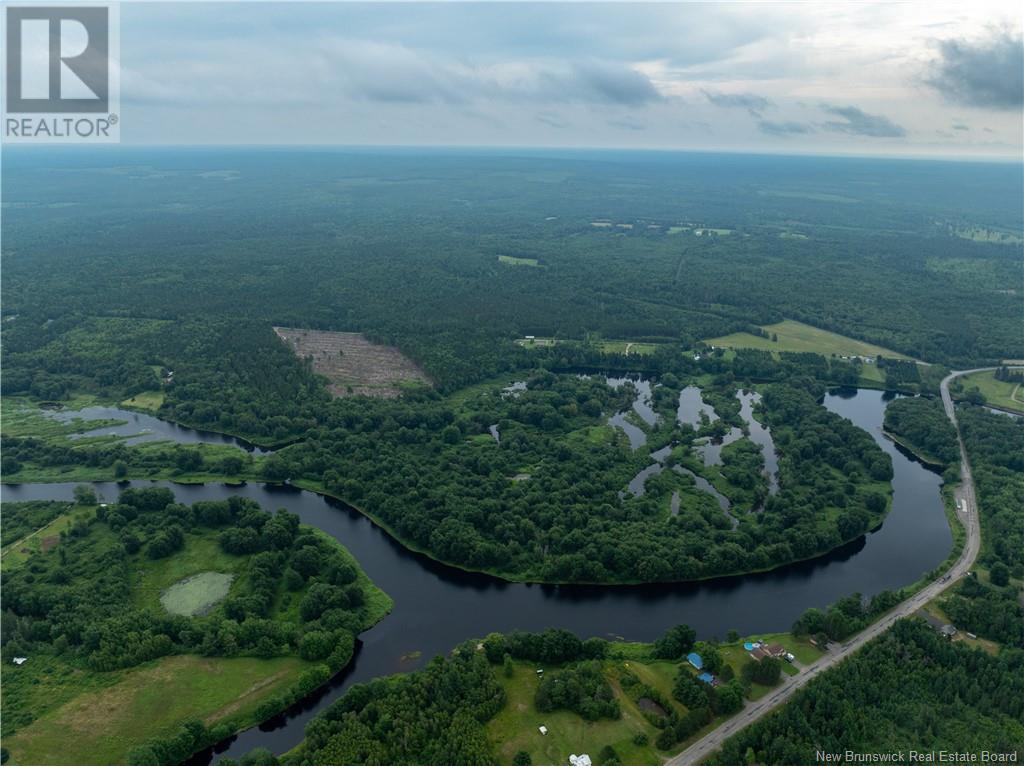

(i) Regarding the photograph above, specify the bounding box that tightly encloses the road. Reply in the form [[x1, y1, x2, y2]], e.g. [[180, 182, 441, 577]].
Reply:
[[665, 369, 989, 766]]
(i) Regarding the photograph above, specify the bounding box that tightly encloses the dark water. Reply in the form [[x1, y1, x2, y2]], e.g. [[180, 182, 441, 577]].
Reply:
[[676, 385, 719, 427], [0, 389, 951, 762], [42, 404, 272, 454]]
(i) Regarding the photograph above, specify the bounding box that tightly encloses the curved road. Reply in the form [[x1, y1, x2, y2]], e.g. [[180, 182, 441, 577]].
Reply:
[[666, 369, 989, 766]]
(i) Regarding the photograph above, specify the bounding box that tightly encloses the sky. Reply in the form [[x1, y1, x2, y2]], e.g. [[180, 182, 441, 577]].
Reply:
[[116, 1, 1023, 158]]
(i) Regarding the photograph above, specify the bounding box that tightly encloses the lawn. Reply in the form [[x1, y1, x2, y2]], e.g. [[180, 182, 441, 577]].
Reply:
[[498, 255, 541, 267], [955, 369, 1024, 414], [3, 654, 311, 766], [487, 660, 672, 766], [705, 319, 914, 360]]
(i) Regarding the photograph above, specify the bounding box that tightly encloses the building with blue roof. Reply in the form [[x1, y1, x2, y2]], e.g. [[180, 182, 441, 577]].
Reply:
[[686, 652, 703, 669]]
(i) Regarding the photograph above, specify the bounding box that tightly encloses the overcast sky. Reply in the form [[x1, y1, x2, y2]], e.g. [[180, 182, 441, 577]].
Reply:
[[119, 1, 1023, 158]]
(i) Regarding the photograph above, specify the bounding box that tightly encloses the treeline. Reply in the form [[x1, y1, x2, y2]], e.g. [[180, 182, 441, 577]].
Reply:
[[706, 619, 1024, 765], [792, 589, 905, 643], [1, 489, 385, 736], [941, 406, 1024, 647], [883, 396, 959, 466]]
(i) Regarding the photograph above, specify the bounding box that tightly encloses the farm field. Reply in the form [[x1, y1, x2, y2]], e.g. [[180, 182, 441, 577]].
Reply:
[[3, 654, 311, 766], [273, 327, 431, 398], [955, 369, 1024, 414], [705, 319, 915, 360]]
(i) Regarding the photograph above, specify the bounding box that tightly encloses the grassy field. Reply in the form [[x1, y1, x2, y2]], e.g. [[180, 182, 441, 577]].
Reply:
[[515, 337, 662, 356], [1, 505, 95, 571], [487, 659, 673, 766], [4, 654, 311, 766], [1, 396, 124, 440], [955, 370, 1024, 414], [120, 390, 165, 413], [487, 629, 824, 766], [706, 319, 914, 360], [498, 255, 541, 267], [131, 535, 247, 611]]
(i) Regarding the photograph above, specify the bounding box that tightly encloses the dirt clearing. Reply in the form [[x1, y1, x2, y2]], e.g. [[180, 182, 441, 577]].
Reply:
[[274, 327, 432, 398]]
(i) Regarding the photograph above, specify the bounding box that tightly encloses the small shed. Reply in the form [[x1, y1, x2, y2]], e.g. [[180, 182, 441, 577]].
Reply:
[[538, 725, 548, 736], [569, 756, 592, 766], [697, 672, 715, 685], [12, 657, 27, 665], [686, 652, 703, 670]]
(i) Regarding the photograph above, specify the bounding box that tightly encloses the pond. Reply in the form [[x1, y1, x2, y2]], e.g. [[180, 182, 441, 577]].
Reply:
[[0, 388, 951, 763], [42, 404, 273, 454]]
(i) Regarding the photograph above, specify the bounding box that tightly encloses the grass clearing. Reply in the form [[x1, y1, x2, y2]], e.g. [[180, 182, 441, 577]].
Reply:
[[706, 319, 914, 360], [2, 506, 95, 571], [498, 255, 541, 267], [120, 390, 165, 413], [487, 660, 670, 766], [4, 654, 310, 766], [954, 369, 1024, 414]]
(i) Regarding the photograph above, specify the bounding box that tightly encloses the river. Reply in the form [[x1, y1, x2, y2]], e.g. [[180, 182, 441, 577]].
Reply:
[[0, 388, 951, 763]]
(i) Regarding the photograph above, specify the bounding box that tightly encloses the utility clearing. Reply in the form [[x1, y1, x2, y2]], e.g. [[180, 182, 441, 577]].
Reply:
[[274, 327, 431, 398]]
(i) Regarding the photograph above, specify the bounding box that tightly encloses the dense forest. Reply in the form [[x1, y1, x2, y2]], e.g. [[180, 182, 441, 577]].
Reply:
[[705, 619, 1024, 766], [883, 396, 960, 466], [941, 407, 1024, 647], [0, 489, 389, 765], [3, 151, 1021, 404]]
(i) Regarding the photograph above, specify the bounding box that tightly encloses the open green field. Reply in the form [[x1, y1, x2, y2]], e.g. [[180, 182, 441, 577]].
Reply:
[[487, 659, 673, 766], [131, 535, 247, 611], [1, 396, 124, 440], [4, 654, 311, 766], [498, 255, 541, 267], [120, 390, 165, 413], [955, 370, 1024, 414], [706, 319, 914, 360]]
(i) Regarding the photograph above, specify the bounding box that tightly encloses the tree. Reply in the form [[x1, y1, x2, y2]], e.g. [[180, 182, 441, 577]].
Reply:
[[989, 562, 1010, 587], [513, 752, 532, 766], [503, 653, 515, 678], [113, 459, 128, 478], [652, 624, 697, 659], [73, 485, 97, 506]]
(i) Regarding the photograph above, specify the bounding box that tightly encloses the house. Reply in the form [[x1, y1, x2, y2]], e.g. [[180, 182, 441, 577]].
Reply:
[[686, 652, 703, 670], [538, 726, 548, 736], [940, 624, 958, 638], [764, 644, 786, 658], [569, 756, 592, 766], [12, 657, 27, 665], [749, 647, 768, 661], [697, 672, 715, 685]]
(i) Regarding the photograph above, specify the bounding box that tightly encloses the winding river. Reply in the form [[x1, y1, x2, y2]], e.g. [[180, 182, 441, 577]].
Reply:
[[0, 388, 951, 763]]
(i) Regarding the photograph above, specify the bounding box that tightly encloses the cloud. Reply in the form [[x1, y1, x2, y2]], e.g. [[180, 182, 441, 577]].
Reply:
[[606, 117, 646, 131], [820, 105, 906, 138], [927, 31, 1023, 109], [758, 120, 814, 136], [702, 90, 773, 117], [536, 112, 568, 129], [123, 37, 663, 109]]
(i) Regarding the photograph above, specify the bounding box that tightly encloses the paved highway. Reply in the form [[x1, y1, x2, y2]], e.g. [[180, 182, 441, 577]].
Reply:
[[665, 369, 989, 766]]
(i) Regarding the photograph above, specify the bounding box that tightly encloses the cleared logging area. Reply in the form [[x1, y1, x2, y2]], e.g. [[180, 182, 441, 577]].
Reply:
[[274, 327, 431, 398]]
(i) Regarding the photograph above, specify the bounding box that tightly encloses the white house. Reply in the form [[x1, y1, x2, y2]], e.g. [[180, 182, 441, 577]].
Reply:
[[569, 755, 592, 766]]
